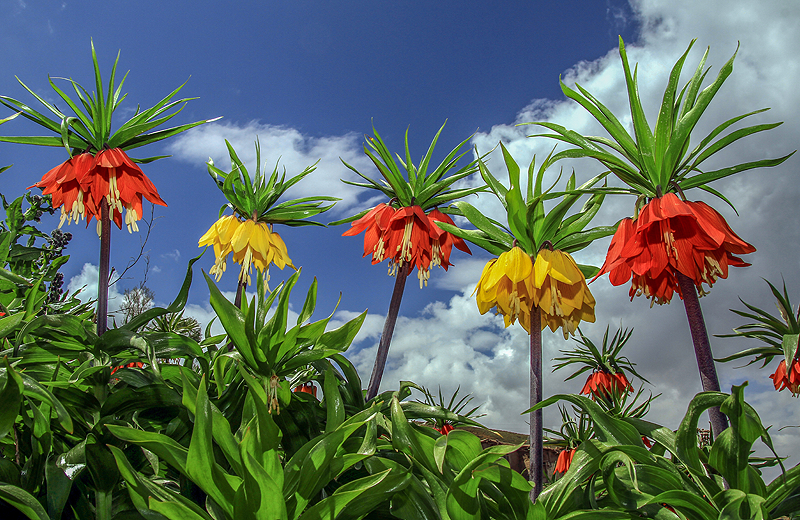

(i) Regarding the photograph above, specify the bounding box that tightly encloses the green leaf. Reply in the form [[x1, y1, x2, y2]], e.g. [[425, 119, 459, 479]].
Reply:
[[0, 483, 51, 520], [316, 310, 366, 352], [452, 201, 513, 246], [204, 271, 258, 369], [297, 277, 317, 325], [186, 378, 239, 516], [296, 469, 401, 520], [86, 441, 119, 494], [0, 359, 23, 439], [323, 364, 345, 433], [0, 368, 73, 433], [782, 333, 799, 384]]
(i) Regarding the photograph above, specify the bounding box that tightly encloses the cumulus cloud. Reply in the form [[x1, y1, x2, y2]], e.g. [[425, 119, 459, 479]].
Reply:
[[66, 263, 125, 319], [338, 0, 800, 475], [167, 121, 375, 215]]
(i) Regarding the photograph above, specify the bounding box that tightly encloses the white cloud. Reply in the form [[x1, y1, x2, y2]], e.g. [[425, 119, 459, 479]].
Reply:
[[167, 121, 375, 216], [161, 249, 181, 262], [66, 262, 125, 321]]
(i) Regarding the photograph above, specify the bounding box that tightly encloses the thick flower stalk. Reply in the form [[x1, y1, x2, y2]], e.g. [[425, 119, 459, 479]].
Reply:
[[770, 359, 800, 396], [199, 140, 335, 307], [531, 38, 793, 439], [334, 123, 482, 400], [0, 42, 217, 335], [198, 215, 293, 285]]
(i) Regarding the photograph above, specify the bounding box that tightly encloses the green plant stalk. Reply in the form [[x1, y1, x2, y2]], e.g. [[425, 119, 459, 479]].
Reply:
[[530, 308, 543, 502], [367, 264, 409, 400], [677, 271, 728, 438], [97, 199, 111, 336], [95, 488, 112, 520], [226, 280, 248, 352]]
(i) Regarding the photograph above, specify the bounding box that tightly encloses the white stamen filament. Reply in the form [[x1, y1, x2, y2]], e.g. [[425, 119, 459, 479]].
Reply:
[[398, 218, 414, 261]]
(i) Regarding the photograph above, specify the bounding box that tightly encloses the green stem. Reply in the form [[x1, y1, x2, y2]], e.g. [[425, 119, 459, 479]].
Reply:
[[366, 264, 409, 400], [96, 199, 111, 336], [676, 271, 729, 438], [529, 308, 543, 502], [228, 280, 247, 352], [95, 489, 112, 520]]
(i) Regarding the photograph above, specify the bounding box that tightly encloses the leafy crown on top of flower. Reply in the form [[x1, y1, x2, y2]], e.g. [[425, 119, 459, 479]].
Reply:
[[0, 40, 219, 160], [206, 139, 338, 226], [333, 121, 484, 219], [527, 37, 794, 206]]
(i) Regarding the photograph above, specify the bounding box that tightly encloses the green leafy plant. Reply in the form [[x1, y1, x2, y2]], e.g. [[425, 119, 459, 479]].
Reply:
[[332, 123, 482, 401], [416, 385, 487, 434], [528, 383, 800, 519], [437, 143, 615, 499], [717, 279, 800, 397], [553, 327, 649, 400], [717, 278, 800, 368]]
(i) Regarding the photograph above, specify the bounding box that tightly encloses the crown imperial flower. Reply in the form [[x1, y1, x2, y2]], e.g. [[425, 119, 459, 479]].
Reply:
[[474, 247, 596, 338], [198, 215, 293, 285], [31, 148, 166, 233], [579, 370, 632, 399], [770, 359, 800, 396], [345, 203, 472, 288], [595, 193, 755, 305]]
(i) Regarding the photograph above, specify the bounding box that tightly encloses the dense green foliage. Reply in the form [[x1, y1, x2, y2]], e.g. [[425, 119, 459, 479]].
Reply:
[[0, 188, 797, 520]]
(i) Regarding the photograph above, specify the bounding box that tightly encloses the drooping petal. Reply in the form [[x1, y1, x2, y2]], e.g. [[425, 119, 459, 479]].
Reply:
[[343, 204, 470, 286], [199, 216, 294, 285], [595, 194, 754, 304], [770, 359, 800, 396]]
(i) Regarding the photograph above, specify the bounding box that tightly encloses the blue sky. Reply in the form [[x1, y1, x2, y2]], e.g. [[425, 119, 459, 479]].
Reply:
[[1, 0, 636, 316], [2, 0, 799, 472]]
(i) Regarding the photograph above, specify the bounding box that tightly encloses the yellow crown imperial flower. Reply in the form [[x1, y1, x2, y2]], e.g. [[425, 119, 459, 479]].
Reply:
[[474, 246, 595, 338], [474, 246, 534, 329], [199, 215, 294, 285], [533, 248, 596, 338]]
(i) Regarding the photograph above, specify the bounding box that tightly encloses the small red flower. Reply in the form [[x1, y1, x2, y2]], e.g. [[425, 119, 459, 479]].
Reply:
[[32, 153, 96, 228], [770, 359, 800, 396], [642, 436, 654, 449], [554, 448, 575, 474], [342, 203, 396, 260], [85, 148, 167, 232], [580, 370, 632, 399], [110, 361, 145, 375], [434, 423, 454, 435], [293, 382, 318, 398], [595, 193, 754, 304], [427, 208, 471, 271]]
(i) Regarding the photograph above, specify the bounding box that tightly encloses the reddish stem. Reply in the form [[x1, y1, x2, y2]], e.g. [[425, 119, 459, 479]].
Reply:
[[676, 271, 729, 438], [97, 199, 111, 336], [529, 308, 543, 502], [366, 264, 409, 400]]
